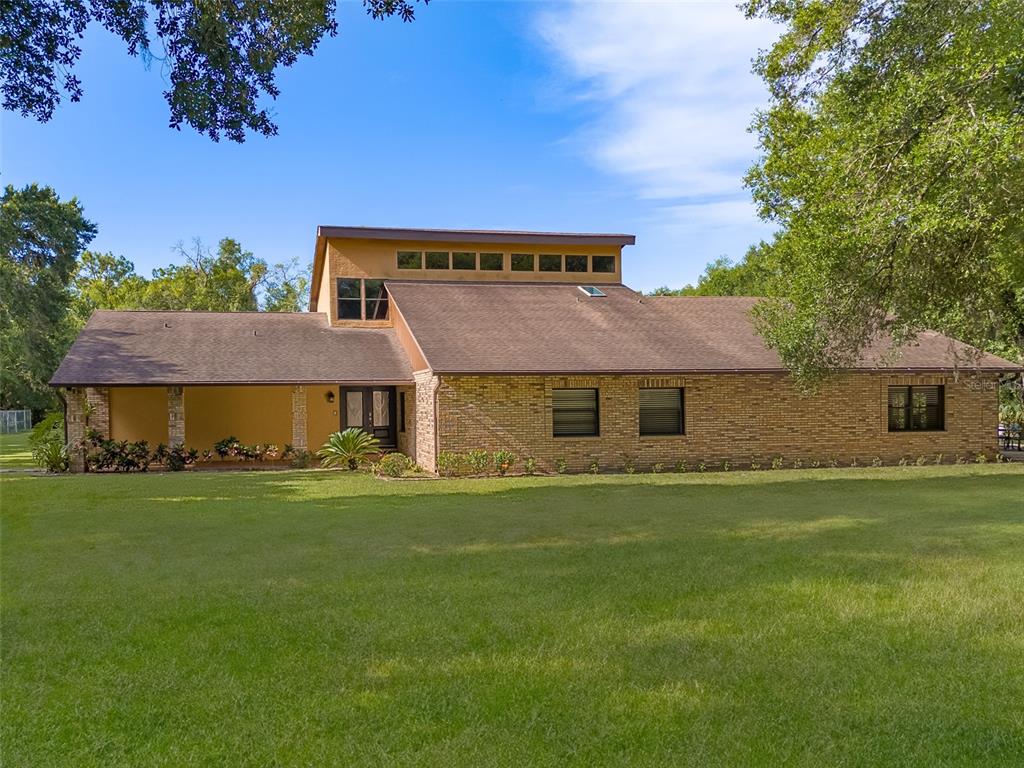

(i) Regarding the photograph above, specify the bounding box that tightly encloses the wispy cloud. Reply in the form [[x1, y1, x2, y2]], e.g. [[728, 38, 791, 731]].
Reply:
[[536, 0, 779, 250]]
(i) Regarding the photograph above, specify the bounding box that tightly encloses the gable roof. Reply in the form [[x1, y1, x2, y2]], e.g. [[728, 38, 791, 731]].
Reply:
[[50, 311, 414, 386], [385, 281, 1021, 375]]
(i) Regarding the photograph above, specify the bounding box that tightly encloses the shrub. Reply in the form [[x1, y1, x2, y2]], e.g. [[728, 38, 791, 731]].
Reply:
[[771, 456, 784, 470], [792, 458, 803, 469], [975, 451, 988, 464], [30, 412, 68, 472], [871, 456, 883, 467], [674, 460, 687, 473], [589, 459, 600, 474], [622, 454, 636, 474], [317, 428, 381, 470], [214, 436, 241, 459], [524, 456, 538, 475], [290, 449, 314, 469], [165, 443, 198, 471], [652, 462, 664, 474], [466, 450, 490, 475], [915, 454, 927, 466], [375, 452, 413, 477], [697, 461, 707, 473], [720, 459, 730, 472], [492, 450, 516, 476], [810, 459, 821, 468], [898, 456, 910, 466], [437, 451, 462, 477], [934, 453, 944, 465], [555, 457, 568, 474], [750, 458, 762, 470]]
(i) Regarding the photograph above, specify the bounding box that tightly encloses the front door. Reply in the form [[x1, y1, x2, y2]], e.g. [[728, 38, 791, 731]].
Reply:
[[340, 387, 396, 448]]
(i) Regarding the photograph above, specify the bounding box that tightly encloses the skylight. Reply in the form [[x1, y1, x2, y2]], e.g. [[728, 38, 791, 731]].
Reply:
[[578, 286, 607, 297]]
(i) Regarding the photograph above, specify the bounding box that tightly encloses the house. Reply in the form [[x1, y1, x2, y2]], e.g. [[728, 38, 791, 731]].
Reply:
[[52, 226, 1020, 472]]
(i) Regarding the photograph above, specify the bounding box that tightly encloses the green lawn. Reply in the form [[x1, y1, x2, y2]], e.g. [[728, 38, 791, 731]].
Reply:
[[3, 465, 1024, 766], [0, 431, 33, 468]]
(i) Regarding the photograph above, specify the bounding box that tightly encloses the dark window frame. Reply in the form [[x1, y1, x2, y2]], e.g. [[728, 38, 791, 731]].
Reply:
[[397, 251, 423, 270], [552, 388, 599, 438], [364, 279, 389, 320], [511, 253, 535, 272], [425, 251, 450, 270], [452, 251, 476, 270], [539, 254, 563, 272], [336, 278, 362, 320], [887, 385, 945, 432], [479, 252, 504, 271], [592, 255, 616, 273], [639, 388, 685, 436], [565, 254, 588, 273]]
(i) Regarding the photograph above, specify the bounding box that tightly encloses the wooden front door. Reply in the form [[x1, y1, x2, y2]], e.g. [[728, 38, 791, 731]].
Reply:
[[340, 387, 396, 448]]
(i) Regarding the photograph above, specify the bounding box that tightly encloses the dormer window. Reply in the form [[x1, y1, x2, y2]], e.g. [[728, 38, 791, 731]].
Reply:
[[337, 278, 388, 321]]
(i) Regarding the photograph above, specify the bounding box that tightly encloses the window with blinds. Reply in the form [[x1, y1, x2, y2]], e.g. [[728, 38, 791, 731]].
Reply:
[[888, 385, 944, 431], [552, 388, 599, 437], [639, 388, 684, 436]]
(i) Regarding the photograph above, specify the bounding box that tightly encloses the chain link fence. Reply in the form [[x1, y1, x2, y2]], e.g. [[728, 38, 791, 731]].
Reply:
[[0, 410, 32, 434]]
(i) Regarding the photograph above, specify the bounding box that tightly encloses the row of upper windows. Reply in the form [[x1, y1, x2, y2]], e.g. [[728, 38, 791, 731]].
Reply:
[[554, 385, 947, 438], [396, 250, 617, 274]]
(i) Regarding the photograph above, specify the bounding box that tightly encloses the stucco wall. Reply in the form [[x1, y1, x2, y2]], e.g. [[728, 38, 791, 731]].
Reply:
[[306, 385, 341, 453], [184, 386, 292, 451], [434, 372, 1001, 473], [109, 387, 168, 446]]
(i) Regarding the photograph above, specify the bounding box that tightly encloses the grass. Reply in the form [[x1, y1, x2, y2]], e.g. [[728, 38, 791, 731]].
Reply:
[[2, 464, 1024, 766], [0, 431, 33, 469]]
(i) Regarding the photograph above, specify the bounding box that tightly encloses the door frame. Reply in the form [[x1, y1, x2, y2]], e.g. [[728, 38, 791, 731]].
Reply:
[[339, 386, 397, 448]]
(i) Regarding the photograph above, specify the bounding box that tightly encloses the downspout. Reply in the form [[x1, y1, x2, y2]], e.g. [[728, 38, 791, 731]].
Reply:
[[432, 374, 441, 472]]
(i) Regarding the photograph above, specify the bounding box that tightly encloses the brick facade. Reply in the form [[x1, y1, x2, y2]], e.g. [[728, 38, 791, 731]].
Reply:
[[414, 371, 439, 471], [395, 385, 416, 458], [167, 386, 185, 446], [431, 372, 1001, 473], [64, 386, 110, 471], [291, 386, 308, 450]]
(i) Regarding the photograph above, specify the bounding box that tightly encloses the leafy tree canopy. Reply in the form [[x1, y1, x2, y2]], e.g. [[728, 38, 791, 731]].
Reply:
[[0, 183, 96, 412], [741, 0, 1024, 384], [70, 238, 311, 327], [651, 244, 776, 297], [2, 0, 426, 142]]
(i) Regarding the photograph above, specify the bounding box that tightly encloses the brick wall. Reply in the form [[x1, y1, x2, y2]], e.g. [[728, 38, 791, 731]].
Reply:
[[414, 371, 439, 471], [291, 386, 308, 450], [168, 386, 185, 446], [433, 372, 1001, 473], [65, 386, 110, 471]]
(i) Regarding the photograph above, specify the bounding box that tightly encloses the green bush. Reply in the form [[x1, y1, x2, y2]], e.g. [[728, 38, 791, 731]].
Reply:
[[436, 451, 462, 477], [375, 452, 413, 478], [289, 449, 314, 469], [523, 457, 537, 475], [492, 450, 516, 476], [555, 457, 567, 474], [30, 412, 68, 472], [317, 428, 381, 470], [465, 450, 490, 475]]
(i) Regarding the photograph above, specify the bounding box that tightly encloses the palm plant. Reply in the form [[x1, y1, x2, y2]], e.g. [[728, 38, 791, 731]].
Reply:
[[316, 428, 381, 470]]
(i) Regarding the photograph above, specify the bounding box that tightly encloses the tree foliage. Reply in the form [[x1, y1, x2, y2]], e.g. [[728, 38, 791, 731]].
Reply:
[[0, 183, 96, 413], [742, 0, 1024, 384], [651, 244, 776, 297], [1, 0, 427, 142], [70, 239, 311, 326]]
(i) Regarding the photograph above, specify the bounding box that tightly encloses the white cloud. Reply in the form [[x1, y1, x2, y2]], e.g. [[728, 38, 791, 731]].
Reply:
[[536, 0, 779, 206]]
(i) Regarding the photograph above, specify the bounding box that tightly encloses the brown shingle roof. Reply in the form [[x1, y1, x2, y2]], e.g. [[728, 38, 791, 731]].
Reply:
[[317, 226, 636, 246], [386, 281, 1021, 374], [50, 311, 414, 386]]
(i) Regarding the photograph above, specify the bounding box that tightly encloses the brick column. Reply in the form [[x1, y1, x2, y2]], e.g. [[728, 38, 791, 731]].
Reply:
[[65, 388, 86, 472], [414, 371, 440, 473], [291, 385, 308, 451], [168, 386, 185, 446], [85, 387, 110, 438]]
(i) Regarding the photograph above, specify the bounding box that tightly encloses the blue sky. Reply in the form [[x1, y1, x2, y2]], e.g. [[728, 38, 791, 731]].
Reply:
[[2, 0, 778, 292]]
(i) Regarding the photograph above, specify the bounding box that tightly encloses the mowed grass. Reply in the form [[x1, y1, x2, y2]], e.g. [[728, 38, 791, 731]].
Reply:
[[2, 465, 1024, 767], [0, 431, 33, 469]]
